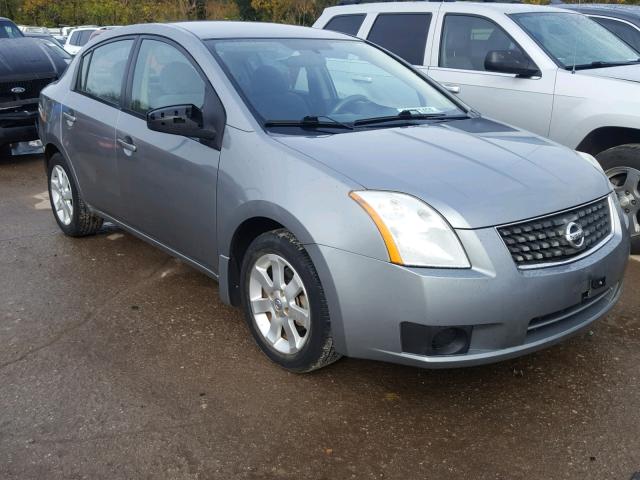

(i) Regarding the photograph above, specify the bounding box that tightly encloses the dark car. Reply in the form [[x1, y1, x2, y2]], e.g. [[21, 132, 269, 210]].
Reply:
[[23, 31, 67, 50], [561, 4, 640, 52], [0, 18, 68, 157]]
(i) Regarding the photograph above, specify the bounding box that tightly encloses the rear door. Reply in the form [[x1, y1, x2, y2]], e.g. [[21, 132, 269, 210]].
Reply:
[[61, 37, 135, 217], [427, 8, 556, 137], [115, 37, 225, 269]]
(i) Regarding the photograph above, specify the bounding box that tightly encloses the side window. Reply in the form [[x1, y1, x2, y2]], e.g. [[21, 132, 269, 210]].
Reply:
[[130, 39, 205, 115], [440, 14, 524, 71], [69, 31, 81, 46], [323, 14, 366, 36], [77, 39, 133, 105], [367, 13, 431, 65], [591, 17, 640, 52], [79, 30, 94, 46]]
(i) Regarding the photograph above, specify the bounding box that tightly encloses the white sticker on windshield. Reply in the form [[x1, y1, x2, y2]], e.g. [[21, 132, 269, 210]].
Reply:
[[397, 106, 443, 114]]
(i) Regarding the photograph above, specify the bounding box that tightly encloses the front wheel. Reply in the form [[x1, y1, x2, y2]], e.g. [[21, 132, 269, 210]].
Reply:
[[597, 144, 640, 254], [240, 229, 341, 372], [47, 153, 103, 237]]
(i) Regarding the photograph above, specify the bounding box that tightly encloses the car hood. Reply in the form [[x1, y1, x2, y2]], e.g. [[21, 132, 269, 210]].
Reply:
[[576, 64, 640, 83], [0, 38, 66, 80], [274, 118, 611, 229]]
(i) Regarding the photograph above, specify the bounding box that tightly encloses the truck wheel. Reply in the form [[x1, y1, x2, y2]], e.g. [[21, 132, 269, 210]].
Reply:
[[47, 152, 103, 237], [240, 229, 341, 372], [597, 144, 640, 254]]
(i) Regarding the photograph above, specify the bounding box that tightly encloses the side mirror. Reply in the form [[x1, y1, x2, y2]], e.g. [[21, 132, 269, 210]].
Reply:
[[146, 104, 216, 140], [484, 50, 541, 78]]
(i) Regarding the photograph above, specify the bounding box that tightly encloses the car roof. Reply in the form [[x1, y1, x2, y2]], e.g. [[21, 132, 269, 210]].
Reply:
[[322, 1, 569, 15], [168, 21, 354, 40], [561, 4, 640, 25]]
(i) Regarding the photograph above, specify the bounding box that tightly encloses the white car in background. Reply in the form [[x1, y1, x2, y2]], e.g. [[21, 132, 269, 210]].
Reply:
[[64, 26, 98, 55], [315, 1, 640, 252]]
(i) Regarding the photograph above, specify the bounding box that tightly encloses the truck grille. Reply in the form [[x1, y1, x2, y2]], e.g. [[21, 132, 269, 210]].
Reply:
[[498, 196, 612, 268], [0, 77, 55, 103]]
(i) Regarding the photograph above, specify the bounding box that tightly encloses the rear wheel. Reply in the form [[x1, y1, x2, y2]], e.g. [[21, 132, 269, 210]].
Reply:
[[240, 229, 341, 372], [47, 153, 103, 237], [597, 144, 640, 254], [0, 144, 11, 159]]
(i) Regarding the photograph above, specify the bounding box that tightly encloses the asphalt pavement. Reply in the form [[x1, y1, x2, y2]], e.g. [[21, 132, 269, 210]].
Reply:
[[2, 153, 640, 479]]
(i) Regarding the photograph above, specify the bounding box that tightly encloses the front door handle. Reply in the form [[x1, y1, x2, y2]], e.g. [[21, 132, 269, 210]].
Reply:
[[117, 137, 137, 153], [443, 84, 461, 94], [63, 111, 76, 125]]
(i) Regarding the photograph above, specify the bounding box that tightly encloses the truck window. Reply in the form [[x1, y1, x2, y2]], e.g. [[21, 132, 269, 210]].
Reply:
[[440, 14, 524, 71], [367, 13, 431, 65], [324, 14, 366, 36]]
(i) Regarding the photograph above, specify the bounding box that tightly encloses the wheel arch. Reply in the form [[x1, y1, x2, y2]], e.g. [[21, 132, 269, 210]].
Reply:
[[220, 202, 317, 307], [576, 127, 640, 157], [43, 142, 61, 169]]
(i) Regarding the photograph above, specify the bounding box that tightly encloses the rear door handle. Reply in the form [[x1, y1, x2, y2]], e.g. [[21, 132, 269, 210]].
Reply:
[[117, 137, 137, 153], [63, 111, 76, 125], [443, 84, 461, 94]]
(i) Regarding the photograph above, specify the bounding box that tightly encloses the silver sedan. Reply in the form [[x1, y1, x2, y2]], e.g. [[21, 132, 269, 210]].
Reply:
[[38, 22, 629, 371]]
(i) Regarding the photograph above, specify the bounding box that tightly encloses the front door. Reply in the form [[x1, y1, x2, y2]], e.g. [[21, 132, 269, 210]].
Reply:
[[427, 11, 556, 137], [61, 38, 135, 216], [115, 37, 223, 271]]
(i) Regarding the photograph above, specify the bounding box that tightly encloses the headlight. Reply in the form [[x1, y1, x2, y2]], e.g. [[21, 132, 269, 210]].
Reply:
[[577, 151, 604, 174], [350, 191, 470, 268]]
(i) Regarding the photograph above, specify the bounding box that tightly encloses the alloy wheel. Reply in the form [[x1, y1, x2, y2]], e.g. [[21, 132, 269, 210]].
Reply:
[[607, 166, 640, 237], [249, 253, 310, 355], [50, 165, 74, 226]]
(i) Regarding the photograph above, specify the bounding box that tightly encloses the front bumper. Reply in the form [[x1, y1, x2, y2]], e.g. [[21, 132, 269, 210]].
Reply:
[[308, 199, 629, 369], [0, 102, 39, 145]]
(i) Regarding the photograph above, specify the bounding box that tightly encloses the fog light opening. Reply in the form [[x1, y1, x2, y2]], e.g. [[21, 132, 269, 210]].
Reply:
[[400, 322, 472, 357], [431, 327, 470, 355]]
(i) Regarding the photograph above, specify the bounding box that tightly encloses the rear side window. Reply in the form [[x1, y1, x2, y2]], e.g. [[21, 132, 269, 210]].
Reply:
[[440, 14, 524, 71], [591, 17, 640, 52], [367, 13, 431, 65], [323, 14, 366, 36], [77, 39, 133, 105]]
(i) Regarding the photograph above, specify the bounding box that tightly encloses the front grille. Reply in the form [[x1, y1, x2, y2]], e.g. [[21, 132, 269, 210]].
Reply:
[[498, 196, 612, 268], [0, 77, 55, 103]]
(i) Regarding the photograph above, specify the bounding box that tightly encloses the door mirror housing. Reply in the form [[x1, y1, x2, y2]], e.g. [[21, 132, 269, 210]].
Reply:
[[146, 104, 217, 140], [484, 50, 541, 78]]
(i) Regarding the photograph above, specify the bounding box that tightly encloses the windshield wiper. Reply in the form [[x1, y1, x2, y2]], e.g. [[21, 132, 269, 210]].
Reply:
[[354, 110, 469, 127], [264, 115, 353, 130], [567, 59, 640, 71]]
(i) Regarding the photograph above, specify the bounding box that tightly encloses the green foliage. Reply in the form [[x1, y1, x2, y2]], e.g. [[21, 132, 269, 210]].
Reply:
[[0, 0, 341, 26]]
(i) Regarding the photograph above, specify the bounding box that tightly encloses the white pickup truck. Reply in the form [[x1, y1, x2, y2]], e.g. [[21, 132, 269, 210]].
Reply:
[[314, 1, 640, 252]]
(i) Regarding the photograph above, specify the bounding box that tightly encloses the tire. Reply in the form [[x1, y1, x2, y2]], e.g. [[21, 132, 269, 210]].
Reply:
[[0, 144, 11, 159], [47, 152, 103, 237], [240, 229, 341, 372], [597, 144, 640, 254]]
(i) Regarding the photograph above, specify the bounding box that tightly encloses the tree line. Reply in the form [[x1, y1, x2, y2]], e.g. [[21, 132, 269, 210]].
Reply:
[[1, 0, 638, 28], [0, 0, 339, 28]]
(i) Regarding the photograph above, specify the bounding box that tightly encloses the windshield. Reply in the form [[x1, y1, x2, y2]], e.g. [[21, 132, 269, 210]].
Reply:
[[38, 38, 72, 60], [206, 38, 463, 129], [0, 20, 23, 39], [512, 12, 640, 70]]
